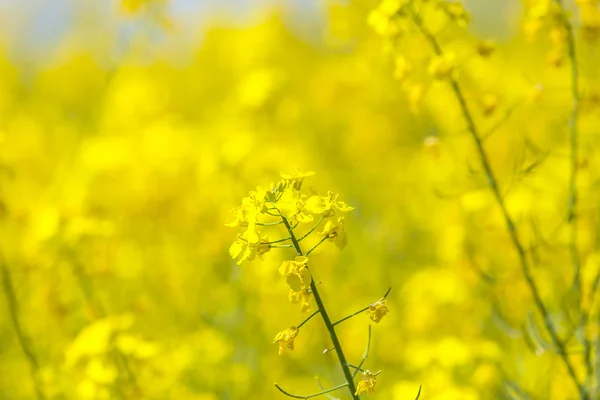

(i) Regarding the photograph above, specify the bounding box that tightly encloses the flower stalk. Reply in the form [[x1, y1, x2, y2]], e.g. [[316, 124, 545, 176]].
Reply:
[[408, 7, 587, 398], [280, 216, 361, 400]]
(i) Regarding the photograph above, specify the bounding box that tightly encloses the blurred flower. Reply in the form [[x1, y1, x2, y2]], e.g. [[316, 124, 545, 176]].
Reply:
[[480, 93, 499, 116], [279, 257, 311, 292], [428, 52, 456, 80], [355, 370, 378, 395], [280, 167, 315, 190], [289, 289, 312, 312], [476, 40, 496, 57], [367, 300, 389, 323], [273, 326, 299, 355], [393, 56, 412, 81], [439, 2, 470, 27]]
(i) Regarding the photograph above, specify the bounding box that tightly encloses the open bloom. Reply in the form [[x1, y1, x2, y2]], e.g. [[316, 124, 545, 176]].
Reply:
[[318, 216, 348, 249], [273, 326, 299, 355], [229, 231, 270, 265], [367, 300, 389, 323], [303, 191, 354, 218], [279, 257, 311, 292], [355, 370, 378, 395], [280, 167, 315, 190]]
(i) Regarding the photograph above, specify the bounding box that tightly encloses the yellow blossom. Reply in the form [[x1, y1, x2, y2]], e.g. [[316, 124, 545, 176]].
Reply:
[[279, 256, 311, 292], [303, 191, 354, 218], [428, 52, 456, 80], [318, 216, 348, 249], [229, 232, 271, 265], [289, 289, 312, 312], [280, 167, 315, 190], [273, 326, 299, 355], [355, 370, 378, 395], [367, 300, 389, 323]]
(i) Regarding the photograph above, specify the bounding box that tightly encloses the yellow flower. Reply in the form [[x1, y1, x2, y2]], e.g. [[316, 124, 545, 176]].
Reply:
[[273, 326, 299, 355], [303, 192, 354, 218], [225, 187, 267, 227], [318, 217, 348, 249], [229, 232, 271, 265], [355, 370, 378, 395], [428, 52, 456, 80], [367, 300, 389, 323], [279, 256, 311, 292], [280, 167, 315, 190], [289, 289, 312, 312]]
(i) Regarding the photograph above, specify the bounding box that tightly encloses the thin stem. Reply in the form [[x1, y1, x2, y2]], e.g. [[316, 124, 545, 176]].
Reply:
[[415, 385, 422, 400], [257, 221, 284, 226], [271, 244, 294, 249], [316, 378, 340, 400], [333, 288, 391, 327], [353, 325, 372, 379], [306, 237, 329, 256], [266, 237, 292, 245], [298, 216, 324, 242], [1, 263, 45, 400], [347, 364, 365, 373], [297, 310, 320, 329], [280, 216, 360, 400], [554, 0, 588, 390], [274, 382, 349, 399], [409, 10, 587, 399]]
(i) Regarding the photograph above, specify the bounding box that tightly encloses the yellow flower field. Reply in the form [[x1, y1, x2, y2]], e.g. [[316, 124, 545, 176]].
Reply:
[[1, 0, 600, 399]]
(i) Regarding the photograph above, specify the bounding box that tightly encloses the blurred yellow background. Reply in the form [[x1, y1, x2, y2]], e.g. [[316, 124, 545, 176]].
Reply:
[[1, 0, 600, 399]]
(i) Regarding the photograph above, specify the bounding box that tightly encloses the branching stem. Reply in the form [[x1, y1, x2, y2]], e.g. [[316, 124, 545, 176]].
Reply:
[[280, 216, 360, 400], [333, 288, 391, 327], [409, 9, 587, 399], [275, 382, 349, 399]]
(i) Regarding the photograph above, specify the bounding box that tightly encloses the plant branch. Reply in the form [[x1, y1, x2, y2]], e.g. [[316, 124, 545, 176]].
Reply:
[[298, 216, 324, 242], [306, 237, 329, 256], [554, 0, 589, 389], [1, 262, 45, 400], [333, 288, 391, 327], [409, 10, 587, 399], [297, 310, 320, 329], [280, 216, 360, 400], [353, 325, 371, 379], [274, 382, 349, 399]]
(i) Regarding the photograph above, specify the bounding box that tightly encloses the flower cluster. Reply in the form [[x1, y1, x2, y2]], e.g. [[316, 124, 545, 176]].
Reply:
[[227, 168, 353, 266], [227, 170, 391, 398]]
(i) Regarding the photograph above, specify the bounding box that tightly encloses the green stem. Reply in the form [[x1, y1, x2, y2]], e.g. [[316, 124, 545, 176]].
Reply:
[[410, 10, 587, 399], [280, 216, 360, 400], [297, 310, 320, 329], [333, 288, 391, 327], [306, 237, 329, 256], [275, 382, 349, 399], [1, 263, 45, 400], [554, 0, 589, 390], [352, 325, 371, 379], [298, 216, 324, 242]]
